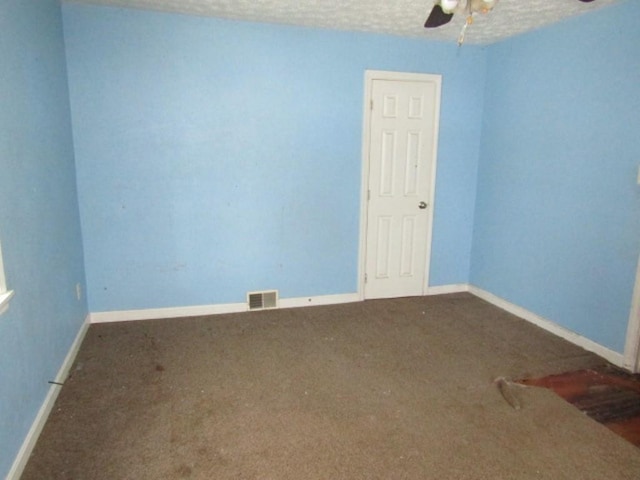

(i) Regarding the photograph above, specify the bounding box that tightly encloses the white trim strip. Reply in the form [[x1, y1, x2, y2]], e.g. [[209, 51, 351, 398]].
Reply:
[[0, 289, 15, 315], [279, 293, 359, 309], [623, 255, 640, 372], [469, 285, 625, 368], [425, 284, 469, 296], [7, 315, 91, 480], [89, 293, 361, 324], [90, 302, 247, 323]]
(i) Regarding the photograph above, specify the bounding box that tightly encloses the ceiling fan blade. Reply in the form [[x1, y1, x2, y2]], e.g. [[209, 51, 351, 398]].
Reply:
[[578, 0, 596, 2], [424, 4, 454, 28]]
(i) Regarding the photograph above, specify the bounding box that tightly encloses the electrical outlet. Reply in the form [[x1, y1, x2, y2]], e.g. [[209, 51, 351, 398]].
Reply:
[[76, 283, 82, 301]]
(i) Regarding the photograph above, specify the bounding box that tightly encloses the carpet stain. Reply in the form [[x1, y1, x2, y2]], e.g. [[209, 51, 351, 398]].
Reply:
[[176, 464, 192, 477]]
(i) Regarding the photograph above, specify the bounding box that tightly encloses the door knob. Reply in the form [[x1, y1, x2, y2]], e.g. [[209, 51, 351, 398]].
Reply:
[[419, 201, 428, 209]]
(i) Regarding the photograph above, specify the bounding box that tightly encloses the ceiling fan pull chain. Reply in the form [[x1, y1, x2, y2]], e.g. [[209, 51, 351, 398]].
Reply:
[[458, 15, 473, 46]]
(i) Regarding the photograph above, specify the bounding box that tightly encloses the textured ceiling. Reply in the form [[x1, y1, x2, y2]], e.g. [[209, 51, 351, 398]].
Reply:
[[65, 0, 620, 44]]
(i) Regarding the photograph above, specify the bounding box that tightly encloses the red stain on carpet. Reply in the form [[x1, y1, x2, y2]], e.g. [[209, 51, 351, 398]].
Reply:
[[518, 366, 640, 448]]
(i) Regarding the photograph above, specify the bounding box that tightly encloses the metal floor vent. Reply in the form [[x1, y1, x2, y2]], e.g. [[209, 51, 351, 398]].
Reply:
[[247, 290, 278, 311]]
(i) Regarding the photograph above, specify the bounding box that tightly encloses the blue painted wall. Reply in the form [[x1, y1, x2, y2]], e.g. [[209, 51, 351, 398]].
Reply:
[[0, 0, 87, 477], [62, 4, 486, 312], [471, 0, 640, 353]]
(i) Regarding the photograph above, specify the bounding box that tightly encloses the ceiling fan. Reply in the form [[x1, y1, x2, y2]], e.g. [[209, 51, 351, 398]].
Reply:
[[424, 0, 596, 45]]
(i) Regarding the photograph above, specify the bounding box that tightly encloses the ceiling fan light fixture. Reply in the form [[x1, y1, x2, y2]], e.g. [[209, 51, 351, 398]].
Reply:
[[440, 0, 460, 14], [425, 0, 597, 45], [478, 0, 498, 14]]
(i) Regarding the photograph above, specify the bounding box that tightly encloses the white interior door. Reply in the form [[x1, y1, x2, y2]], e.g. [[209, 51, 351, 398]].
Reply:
[[361, 72, 441, 300]]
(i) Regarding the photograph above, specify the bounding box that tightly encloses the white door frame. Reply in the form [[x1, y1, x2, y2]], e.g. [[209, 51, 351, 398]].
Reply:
[[357, 70, 442, 300], [624, 254, 640, 372]]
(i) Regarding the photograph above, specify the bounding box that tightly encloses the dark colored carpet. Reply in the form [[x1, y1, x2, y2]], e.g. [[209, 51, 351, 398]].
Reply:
[[21, 293, 640, 479]]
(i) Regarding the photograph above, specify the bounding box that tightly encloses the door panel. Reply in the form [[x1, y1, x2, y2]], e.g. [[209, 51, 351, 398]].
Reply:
[[364, 76, 440, 299]]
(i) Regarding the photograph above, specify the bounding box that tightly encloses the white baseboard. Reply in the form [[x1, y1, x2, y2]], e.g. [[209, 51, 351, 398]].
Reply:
[[89, 293, 361, 324], [90, 302, 247, 323], [425, 284, 469, 296], [279, 293, 360, 309], [7, 315, 91, 480], [469, 285, 625, 368]]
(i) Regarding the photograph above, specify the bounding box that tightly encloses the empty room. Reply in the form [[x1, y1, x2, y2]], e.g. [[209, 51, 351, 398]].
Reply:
[[1, 0, 639, 478]]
